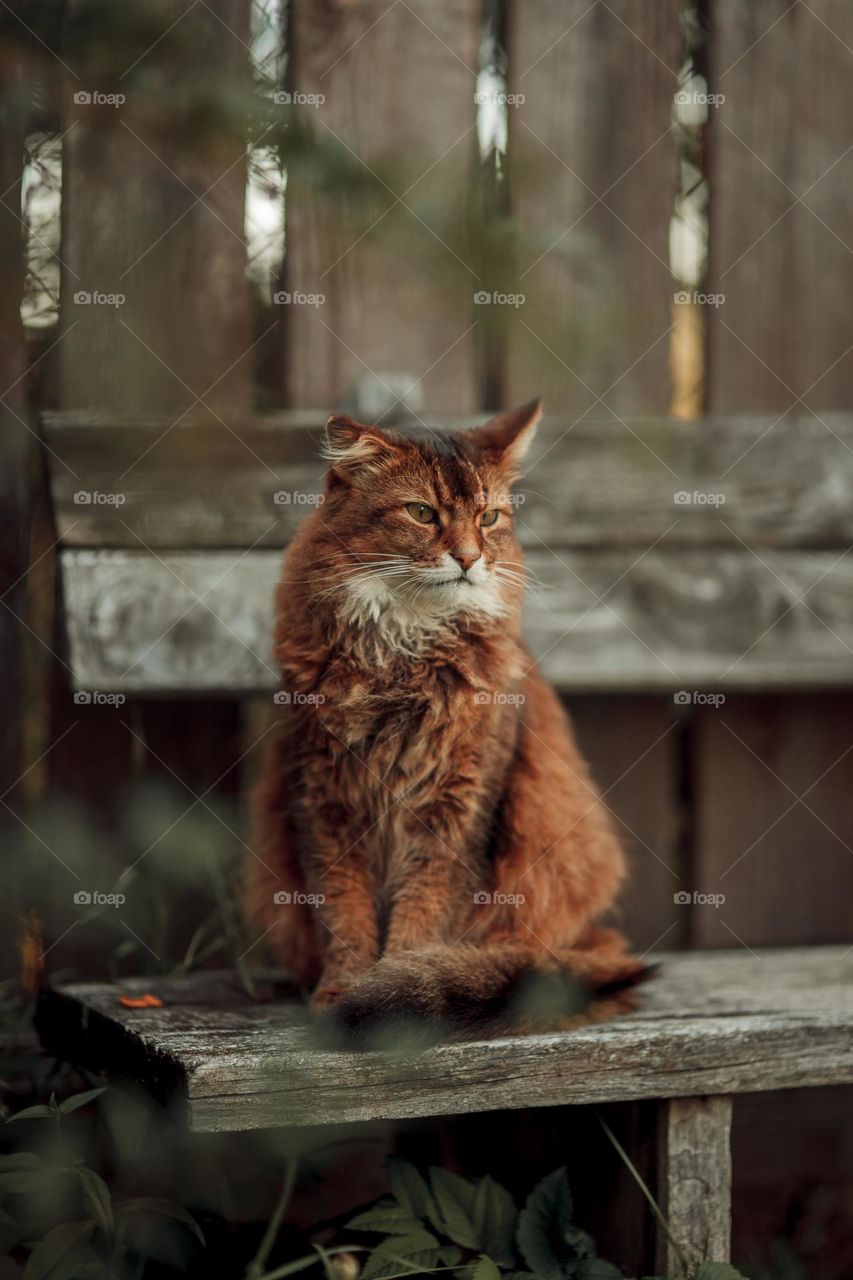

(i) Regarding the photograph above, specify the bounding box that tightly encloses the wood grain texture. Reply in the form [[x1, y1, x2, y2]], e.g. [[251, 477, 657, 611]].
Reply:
[[656, 1095, 733, 1272], [566, 697, 683, 952], [59, 0, 253, 413], [58, 546, 853, 693], [692, 695, 853, 947], [285, 0, 480, 412], [505, 0, 680, 411], [707, 0, 853, 410], [35, 947, 853, 1131], [43, 412, 853, 549]]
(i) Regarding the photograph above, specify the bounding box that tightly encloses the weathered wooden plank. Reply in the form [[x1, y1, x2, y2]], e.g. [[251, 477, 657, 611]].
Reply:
[[505, 1, 680, 411], [656, 1096, 733, 1273], [567, 697, 682, 952], [59, 0, 252, 412], [58, 547, 853, 693], [42, 412, 853, 549], [707, 0, 853, 411], [285, 0, 480, 412], [692, 695, 853, 948], [34, 947, 853, 1131]]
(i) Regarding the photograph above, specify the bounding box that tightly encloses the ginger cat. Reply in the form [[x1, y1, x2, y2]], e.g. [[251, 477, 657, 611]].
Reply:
[[246, 400, 647, 1037]]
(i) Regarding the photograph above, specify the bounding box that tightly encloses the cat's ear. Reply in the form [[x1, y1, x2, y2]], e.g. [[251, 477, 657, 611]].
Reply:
[[323, 415, 400, 483], [468, 398, 542, 474]]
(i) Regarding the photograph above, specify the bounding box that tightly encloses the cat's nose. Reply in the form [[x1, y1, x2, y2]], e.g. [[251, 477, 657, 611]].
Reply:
[[450, 547, 480, 572]]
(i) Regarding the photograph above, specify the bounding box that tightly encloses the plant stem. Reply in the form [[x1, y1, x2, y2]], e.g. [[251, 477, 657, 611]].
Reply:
[[247, 1158, 298, 1280]]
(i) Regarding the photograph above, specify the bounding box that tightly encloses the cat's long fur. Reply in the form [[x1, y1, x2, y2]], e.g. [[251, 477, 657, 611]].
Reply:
[[246, 401, 648, 1037]]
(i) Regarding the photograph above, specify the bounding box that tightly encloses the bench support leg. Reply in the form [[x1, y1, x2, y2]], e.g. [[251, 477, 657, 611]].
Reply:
[[655, 1095, 733, 1275]]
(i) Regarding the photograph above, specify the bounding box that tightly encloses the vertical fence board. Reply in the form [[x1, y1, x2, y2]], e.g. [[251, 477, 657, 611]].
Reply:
[[568, 697, 683, 953], [506, 4, 683, 956], [692, 695, 853, 948], [50, 1, 252, 898], [286, 0, 480, 413], [505, 0, 680, 412], [707, 0, 853, 411]]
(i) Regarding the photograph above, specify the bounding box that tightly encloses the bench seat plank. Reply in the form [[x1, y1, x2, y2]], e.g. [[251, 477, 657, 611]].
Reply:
[[36, 947, 853, 1132]]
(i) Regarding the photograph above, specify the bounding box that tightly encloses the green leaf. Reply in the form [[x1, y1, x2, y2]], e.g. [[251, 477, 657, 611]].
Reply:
[[429, 1167, 478, 1249], [24, 1220, 96, 1280], [76, 1167, 113, 1236], [472, 1256, 503, 1280], [0, 1153, 44, 1171], [59, 1087, 108, 1115], [347, 1200, 426, 1236], [387, 1158, 436, 1223], [116, 1196, 206, 1246], [565, 1227, 598, 1262], [473, 1175, 518, 1266], [516, 1167, 574, 1280], [576, 1261, 624, 1279], [0, 1168, 59, 1193], [6, 1104, 55, 1123], [438, 1245, 462, 1266], [693, 1266, 749, 1280], [360, 1231, 440, 1280]]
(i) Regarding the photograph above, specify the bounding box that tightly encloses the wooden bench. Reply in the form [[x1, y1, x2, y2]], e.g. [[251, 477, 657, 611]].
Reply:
[[37, 410, 853, 1271]]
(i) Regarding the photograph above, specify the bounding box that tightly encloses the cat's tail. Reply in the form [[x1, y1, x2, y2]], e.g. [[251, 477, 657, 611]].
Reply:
[[329, 927, 653, 1042]]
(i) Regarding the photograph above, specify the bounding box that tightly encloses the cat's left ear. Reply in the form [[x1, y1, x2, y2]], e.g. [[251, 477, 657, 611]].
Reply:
[[468, 398, 542, 475]]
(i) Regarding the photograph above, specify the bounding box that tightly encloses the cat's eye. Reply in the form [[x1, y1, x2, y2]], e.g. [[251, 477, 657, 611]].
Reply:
[[480, 509, 500, 527], [405, 502, 437, 524]]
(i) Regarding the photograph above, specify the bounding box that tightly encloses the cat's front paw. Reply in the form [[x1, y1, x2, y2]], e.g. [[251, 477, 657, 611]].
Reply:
[[309, 982, 347, 1012]]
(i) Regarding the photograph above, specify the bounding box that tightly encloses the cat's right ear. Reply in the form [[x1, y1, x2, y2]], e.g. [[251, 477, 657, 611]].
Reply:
[[323, 415, 398, 487]]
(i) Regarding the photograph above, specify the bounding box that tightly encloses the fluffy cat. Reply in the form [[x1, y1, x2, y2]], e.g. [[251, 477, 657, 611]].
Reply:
[[246, 400, 647, 1037]]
